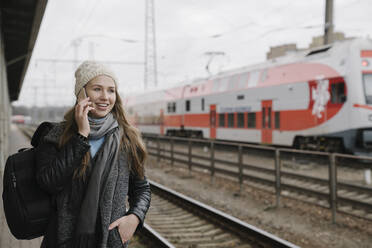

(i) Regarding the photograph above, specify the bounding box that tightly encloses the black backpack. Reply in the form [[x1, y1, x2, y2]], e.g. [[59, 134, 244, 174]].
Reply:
[[2, 122, 54, 239]]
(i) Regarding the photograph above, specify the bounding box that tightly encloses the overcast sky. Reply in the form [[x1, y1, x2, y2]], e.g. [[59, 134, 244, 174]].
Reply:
[[13, 0, 372, 106]]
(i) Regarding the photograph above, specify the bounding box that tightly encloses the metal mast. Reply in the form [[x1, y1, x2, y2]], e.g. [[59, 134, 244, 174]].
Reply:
[[324, 0, 334, 45], [71, 39, 81, 70], [144, 0, 158, 90]]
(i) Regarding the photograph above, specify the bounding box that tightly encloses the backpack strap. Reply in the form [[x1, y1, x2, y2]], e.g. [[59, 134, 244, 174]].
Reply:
[[31, 122, 56, 147]]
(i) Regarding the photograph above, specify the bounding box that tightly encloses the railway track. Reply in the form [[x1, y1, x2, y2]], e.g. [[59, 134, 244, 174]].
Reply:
[[147, 180, 299, 248], [18, 124, 298, 247]]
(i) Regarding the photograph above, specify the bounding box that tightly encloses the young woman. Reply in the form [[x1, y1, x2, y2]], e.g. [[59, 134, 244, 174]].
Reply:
[[35, 61, 151, 248]]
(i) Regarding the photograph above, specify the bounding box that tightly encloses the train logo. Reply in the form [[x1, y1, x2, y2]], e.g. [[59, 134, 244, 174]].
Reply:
[[312, 76, 330, 119]]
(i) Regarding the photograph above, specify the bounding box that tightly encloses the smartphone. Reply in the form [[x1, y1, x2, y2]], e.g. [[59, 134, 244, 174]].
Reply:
[[77, 87, 87, 102]]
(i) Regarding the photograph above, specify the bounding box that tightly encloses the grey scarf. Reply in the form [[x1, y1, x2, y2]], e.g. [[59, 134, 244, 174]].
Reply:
[[74, 113, 120, 245]]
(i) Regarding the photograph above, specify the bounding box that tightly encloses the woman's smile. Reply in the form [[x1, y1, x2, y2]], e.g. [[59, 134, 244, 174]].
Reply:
[[95, 103, 110, 110]]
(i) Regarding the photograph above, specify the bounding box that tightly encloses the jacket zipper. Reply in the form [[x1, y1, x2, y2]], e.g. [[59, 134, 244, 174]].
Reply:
[[11, 172, 17, 188]]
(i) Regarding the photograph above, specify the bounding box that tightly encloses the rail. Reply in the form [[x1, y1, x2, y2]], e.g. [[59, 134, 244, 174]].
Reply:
[[149, 180, 299, 248]]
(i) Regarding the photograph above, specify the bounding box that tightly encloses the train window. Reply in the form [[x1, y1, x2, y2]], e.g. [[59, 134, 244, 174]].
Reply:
[[220, 77, 229, 92], [167, 102, 176, 113], [262, 107, 266, 128], [227, 113, 234, 127], [213, 79, 221, 92], [363, 130, 372, 146], [219, 113, 225, 127], [306, 46, 331, 56], [261, 69, 268, 82], [247, 112, 256, 128], [201, 98, 205, 111], [248, 70, 260, 88], [228, 75, 239, 90], [237, 113, 244, 128], [331, 83, 346, 104], [185, 100, 190, 112], [275, 112, 280, 129], [237, 95, 244, 100], [363, 74, 372, 104], [238, 73, 249, 89]]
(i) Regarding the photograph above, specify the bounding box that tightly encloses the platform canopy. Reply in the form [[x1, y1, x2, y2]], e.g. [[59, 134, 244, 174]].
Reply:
[[1, 0, 48, 101]]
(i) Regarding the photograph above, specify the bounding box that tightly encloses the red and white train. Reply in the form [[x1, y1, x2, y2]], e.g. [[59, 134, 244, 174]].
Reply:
[[125, 38, 372, 156]]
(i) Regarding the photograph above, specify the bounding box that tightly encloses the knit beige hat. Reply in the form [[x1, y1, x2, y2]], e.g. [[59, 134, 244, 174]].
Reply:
[[74, 60, 117, 97]]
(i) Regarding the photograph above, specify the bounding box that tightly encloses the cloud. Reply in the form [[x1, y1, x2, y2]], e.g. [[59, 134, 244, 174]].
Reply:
[[15, 0, 372, 107]]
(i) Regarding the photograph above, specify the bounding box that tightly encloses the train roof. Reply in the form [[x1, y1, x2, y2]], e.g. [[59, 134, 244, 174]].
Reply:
[[125, 37, 372, 106], [216, 37, 371, 76]]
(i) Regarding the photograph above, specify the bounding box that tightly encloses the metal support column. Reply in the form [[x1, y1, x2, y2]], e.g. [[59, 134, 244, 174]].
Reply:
[[324, 0, 334, 45], [275, 149, 281, 207], [170, 138, 174, 167], [238, 145, 243, 194], [188, 139, 192, 176], [210, 141, 215, 184], [329, 153, 337, 224]]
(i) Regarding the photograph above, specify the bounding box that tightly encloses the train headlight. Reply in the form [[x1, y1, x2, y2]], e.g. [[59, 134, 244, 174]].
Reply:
[[362, 60, 369, 67]]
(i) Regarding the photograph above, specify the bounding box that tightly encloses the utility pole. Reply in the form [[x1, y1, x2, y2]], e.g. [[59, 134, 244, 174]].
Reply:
[[144, 0, 158, 90], [43, 73, 47, 106], [89, 42, 95, 60], [53, 61, 57, 86], [32, 86, 38, 124], [71, 39, 81, 70], [324, 0, 334, 45]]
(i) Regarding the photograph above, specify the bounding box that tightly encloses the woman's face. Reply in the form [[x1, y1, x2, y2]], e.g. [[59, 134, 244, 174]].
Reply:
[[85, 75, 116, 118]]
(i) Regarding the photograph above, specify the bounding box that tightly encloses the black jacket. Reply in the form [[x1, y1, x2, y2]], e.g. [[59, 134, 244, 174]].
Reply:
[[35, 124, 151, 248]]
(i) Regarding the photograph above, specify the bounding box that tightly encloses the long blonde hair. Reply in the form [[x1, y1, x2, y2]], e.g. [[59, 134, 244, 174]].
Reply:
[[59, 92, 147, 179]]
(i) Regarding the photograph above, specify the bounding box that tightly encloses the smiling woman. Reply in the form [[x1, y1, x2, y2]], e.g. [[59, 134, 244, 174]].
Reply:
[[35, 60, 151, 248]]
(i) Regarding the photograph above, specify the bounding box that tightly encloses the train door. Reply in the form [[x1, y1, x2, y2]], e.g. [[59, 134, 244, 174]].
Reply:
[[160, 109, 164, 135], [210, 104, 216, 139], [261, 100, 273, 144]]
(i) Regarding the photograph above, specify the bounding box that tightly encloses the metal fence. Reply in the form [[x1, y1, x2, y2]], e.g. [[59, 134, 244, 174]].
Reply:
[[143, 134, 372, 223]]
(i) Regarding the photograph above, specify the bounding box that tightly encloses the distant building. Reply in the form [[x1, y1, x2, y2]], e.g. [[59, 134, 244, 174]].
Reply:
[[309, 32, 347, 49], [266, 32, 348, 60], [266, 43, 298, 60]]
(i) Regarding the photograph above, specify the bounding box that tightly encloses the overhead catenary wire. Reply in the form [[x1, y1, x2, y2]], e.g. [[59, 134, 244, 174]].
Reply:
[[52, 0, 104, 60]]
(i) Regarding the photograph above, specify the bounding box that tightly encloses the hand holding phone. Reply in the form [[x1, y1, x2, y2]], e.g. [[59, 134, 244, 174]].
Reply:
[[75, 87, 93, 137]]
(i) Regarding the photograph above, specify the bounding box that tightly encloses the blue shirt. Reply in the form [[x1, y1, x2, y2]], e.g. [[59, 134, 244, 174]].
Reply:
[[89, 137, 105, 158]]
